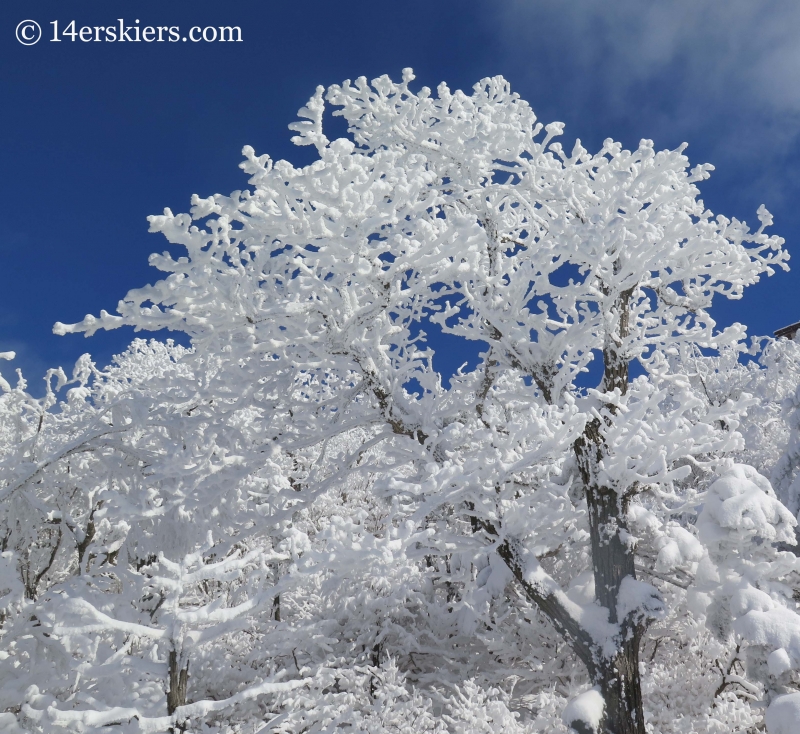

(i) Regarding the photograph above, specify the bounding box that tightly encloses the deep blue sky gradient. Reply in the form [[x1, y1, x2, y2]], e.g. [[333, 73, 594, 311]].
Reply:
[[2, 0, 799, 393]]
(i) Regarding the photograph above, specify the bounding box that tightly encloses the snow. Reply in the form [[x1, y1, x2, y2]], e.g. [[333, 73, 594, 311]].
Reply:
[[766, 692, 800, 734], [0, 713, 22, 733], [654, 524, 704, 572], [733, 596, 800, 669], [616, 576, 665, 624], [562, 688, 604, 732], [768, 648, 793, 677], [0, 68, 795, 733], [692, 463, 800, 684], [698, 464, 796, 546]]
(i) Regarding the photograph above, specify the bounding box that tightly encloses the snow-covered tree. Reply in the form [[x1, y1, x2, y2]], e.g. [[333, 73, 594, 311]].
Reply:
[[0, 341, 320, 732], [4, 70, 800, 733]]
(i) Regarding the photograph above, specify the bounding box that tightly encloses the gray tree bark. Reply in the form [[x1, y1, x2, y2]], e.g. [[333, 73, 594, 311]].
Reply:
[[167, 649, 189, 733]]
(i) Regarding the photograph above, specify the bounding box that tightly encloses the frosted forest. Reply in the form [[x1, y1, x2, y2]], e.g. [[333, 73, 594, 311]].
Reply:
[[4, 70, 800, 734]]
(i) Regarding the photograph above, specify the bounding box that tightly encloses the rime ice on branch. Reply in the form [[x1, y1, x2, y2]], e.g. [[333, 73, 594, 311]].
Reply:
[[3, 70, 798, 733]]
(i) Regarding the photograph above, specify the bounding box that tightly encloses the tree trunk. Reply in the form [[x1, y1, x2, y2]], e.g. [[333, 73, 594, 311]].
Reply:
[[578, 286, 646, 734], [493, 398, 648, 732], [588, 489, 646, 734], [167, 649, 189, 733], [594, 638, 646, 734], [576, 425, 646, 734]]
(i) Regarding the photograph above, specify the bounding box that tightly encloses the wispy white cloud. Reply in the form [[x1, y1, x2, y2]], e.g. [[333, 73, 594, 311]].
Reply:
[[485, 0, 800, 176]]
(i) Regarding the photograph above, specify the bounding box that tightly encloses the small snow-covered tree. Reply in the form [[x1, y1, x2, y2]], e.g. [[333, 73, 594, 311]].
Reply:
[[5, 70, 799, 733], [0, 342, 322, 732]]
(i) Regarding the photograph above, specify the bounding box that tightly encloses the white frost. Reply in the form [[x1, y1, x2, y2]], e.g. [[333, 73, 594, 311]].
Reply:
[[0, 68, 792, 734]]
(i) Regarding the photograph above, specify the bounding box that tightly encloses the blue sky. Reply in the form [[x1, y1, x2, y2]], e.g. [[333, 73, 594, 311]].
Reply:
[[2, 0, 799, 393]]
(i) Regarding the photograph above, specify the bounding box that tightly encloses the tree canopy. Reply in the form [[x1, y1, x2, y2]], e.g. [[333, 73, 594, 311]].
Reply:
[[2, 70, 800, 734]]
